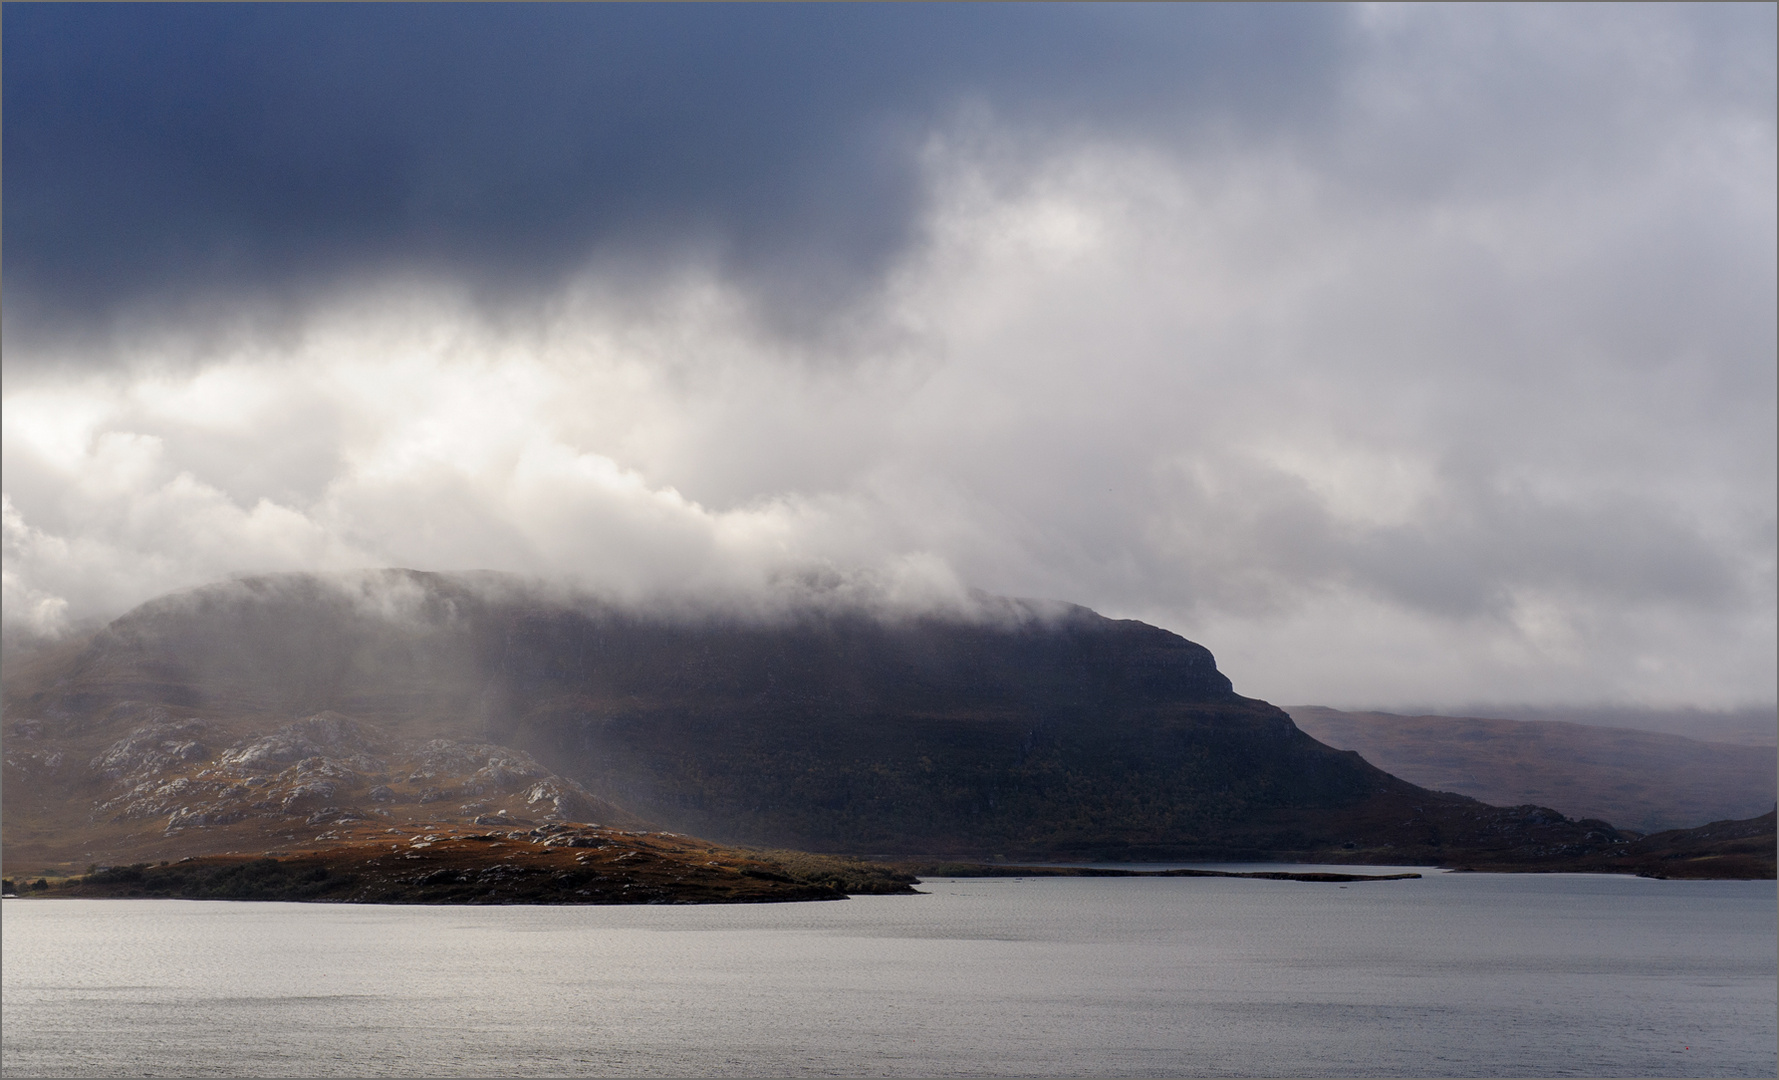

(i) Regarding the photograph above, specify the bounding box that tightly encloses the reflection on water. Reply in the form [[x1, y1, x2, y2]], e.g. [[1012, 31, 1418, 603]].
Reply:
[[3, 872, 1774, 1077]]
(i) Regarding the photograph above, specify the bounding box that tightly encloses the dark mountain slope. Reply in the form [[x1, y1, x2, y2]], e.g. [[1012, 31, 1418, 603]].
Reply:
[[1449, 809, 1778, 879], [1, 570, 1717, 868]]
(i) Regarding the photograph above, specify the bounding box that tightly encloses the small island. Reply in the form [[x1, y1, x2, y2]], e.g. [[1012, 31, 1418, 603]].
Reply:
[[5, 821, 918, 905]]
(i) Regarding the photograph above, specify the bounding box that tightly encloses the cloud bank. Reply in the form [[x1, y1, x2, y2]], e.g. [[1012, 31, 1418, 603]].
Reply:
[[3, 5, 1773, 710]]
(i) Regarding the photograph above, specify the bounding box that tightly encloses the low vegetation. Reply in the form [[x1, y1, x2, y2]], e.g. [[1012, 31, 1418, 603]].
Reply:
[[19, 823, 919, 905], [746, 849, 921, 894]]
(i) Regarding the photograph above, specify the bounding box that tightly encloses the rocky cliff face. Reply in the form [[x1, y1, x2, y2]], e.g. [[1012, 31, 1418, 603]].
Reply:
[[2, 569, 1670, 869]]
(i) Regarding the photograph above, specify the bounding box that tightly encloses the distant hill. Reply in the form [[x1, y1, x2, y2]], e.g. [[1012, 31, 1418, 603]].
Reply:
[[3, 570, 1761, 875], [1286, 707, 1777, 833], [1448, 809, 1779, 879], [1378, 704, 1779, 748]]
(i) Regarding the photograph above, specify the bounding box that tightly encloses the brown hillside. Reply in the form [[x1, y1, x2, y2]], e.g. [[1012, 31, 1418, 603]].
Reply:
[[1, 706, 650, 875], [3, 823, 916, 905]]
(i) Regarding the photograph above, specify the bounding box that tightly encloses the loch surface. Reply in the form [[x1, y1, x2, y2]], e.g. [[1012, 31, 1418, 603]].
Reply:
[[3, 870, 1773, 1077]]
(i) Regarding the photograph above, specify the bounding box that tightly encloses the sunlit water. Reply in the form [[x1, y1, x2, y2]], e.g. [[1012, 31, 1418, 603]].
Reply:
[[3, 870, 1773, 1077]]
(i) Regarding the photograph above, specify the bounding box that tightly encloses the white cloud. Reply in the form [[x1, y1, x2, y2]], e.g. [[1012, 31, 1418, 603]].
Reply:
[[3, 10, 1772, 708]]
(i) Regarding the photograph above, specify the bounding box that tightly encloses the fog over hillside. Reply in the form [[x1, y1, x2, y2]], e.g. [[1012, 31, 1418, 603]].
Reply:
[[3, 5, 1773, 715]]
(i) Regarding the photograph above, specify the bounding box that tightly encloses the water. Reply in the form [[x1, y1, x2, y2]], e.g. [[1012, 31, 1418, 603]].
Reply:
[[3, 871, 1773, 1077]]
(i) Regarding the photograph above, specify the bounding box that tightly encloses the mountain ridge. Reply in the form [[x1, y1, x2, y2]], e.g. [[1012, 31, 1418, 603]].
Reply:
[[5, 570, 1767, 877]]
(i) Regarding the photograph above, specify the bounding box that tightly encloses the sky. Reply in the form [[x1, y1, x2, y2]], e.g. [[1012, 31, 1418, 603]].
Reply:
[[3, 3, 1774, 711]]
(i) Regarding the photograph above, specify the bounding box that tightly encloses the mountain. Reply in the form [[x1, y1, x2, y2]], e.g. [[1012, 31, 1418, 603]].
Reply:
[[1286, 707, 1778, 833], [1412, 704, 1779, 748], [2, 570, 1764, 876]]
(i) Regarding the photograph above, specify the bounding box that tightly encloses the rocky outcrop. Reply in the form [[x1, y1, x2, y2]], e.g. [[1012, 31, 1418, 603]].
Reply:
[[2, 700, 644, 870]]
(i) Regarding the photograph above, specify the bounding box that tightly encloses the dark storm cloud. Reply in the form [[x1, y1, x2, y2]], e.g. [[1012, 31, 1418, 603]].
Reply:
[[2, 4, 1772, 710], [3, 3, 1346, 337]]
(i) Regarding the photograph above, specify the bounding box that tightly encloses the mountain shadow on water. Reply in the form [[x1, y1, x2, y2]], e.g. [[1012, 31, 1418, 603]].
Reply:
[[5, 569, 1766, 874]]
